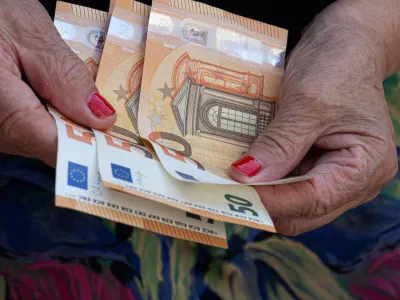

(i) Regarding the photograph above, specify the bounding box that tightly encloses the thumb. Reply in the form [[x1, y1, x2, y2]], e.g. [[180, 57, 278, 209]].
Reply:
[[230, 112, 318, 184], [16, 22, 116, 129]]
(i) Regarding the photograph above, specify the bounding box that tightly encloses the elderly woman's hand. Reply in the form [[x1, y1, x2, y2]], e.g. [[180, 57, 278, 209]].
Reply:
[[230, 0, 400, 235], [0, 0, 116, 166]]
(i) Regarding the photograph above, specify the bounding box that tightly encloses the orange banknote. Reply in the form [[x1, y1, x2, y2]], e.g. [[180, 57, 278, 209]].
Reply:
[[92, 0, 278, 232], [95, 0, 150, 141], [50, 107, 227, 248], [136, 0, 317, 185], [53, 2, 228, 248]]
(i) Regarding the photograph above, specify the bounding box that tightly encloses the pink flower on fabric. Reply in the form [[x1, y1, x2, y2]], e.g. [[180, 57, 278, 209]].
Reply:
[[1, 260, 136, 300], [348, 248, 400, 300]]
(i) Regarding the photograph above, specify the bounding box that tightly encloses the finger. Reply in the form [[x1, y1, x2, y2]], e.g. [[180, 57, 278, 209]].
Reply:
[[255, 145, 374, 220], [273, 187, 381, 236], [288, 147, 326, 176], [15, 11, 116, 129], [229, 107, 320, 184], [0, 72, 57, 166]]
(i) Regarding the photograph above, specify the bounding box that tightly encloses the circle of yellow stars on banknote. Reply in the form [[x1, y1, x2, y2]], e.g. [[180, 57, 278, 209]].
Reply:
[[112, 168, 131, 180], [69, 168, 87, 183]]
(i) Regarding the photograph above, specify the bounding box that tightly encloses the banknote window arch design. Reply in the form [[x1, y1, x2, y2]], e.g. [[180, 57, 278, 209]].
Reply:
[[206, 104, 258, 137], [171, 53, 275, 146]]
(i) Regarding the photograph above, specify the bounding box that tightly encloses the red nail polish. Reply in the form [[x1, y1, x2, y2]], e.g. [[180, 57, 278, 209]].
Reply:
[[231, 155, 262, 177], [88, 93, 116, 118]]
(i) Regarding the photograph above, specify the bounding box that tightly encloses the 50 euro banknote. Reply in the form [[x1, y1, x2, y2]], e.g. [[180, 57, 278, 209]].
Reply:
[[92, 0, 277, 231], [95, 0, 150, 141], [137, 0, 321, 185], [52, 2, 229, 247], [50, 107, 228, 248], [52, 1, 277, 244]]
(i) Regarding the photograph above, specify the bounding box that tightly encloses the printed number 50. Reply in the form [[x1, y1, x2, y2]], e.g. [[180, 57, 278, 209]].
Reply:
[[225, 194, 259, 217]]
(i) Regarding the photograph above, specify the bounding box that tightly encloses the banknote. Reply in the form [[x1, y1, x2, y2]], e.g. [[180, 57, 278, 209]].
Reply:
[[54, 1, 108, 80], [54, 2, 276, 241], [137, 0, 321, 185], [53, 1, 229, 246], [92, 0, 277, 231], [50, 107, 228, 248], [95, 0, 150, 141], [93, 128, 276, 231]]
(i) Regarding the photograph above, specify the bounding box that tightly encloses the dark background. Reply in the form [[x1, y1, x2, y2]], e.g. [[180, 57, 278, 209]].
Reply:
[[38, 0, 335, 56]]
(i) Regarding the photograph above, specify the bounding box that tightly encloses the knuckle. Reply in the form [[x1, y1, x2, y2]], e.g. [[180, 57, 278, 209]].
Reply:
[[278, 90, 322, 122], [302, 182, 339, 219], [255, 102, 322, 164], [255, 120, 315, 164], [257, 128, 296, 162], [0, 110, 21, 143], [59, 55, 91, 84], [0, 109, 33, 154], [307, 161, 366, 219], [302, 196, 330, 220], [14, 16, 57, 52], [42, 52, 93, 101], [281, 80, 328, 112], [274, 219, 303, 236], [0, 106, 51, 160]]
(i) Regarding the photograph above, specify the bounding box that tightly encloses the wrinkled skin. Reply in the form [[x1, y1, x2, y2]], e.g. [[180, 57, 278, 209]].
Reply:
[[230, 0, 400, 235], [0, 0, 116, 166], [0, 0, 399, 236]]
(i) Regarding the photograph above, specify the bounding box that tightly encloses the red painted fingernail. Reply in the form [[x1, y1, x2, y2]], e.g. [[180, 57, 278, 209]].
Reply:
[[88, 93, 116, 118], [231, 155, 262, 177]]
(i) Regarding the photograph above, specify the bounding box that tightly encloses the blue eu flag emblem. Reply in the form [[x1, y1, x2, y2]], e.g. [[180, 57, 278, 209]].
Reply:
[[111, 164, 133, 183], [67, 162, 88, 190]]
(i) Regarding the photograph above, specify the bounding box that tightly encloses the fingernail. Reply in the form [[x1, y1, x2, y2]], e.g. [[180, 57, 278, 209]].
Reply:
[[88, 93, 116, 118], [231, 155, 262, 177]]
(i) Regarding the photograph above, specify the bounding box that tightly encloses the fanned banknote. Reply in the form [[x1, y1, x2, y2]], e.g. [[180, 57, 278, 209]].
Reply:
[[137, 0, 321, 185], [95, 0, 150, 141], [54, 1, 108, 80], [50, 107, 227, 248], [92, 0, 276, 231], [94, 129, 275, 231], [52, 2, 228, 248]]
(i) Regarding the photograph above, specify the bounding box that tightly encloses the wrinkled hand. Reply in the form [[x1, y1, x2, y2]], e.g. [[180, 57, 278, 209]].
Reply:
[[0, 0, 116, 166], [230, 1, 399, 235]]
